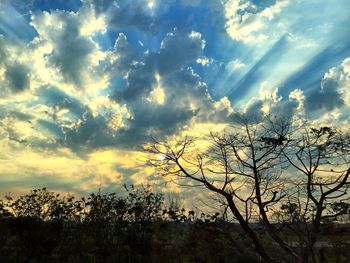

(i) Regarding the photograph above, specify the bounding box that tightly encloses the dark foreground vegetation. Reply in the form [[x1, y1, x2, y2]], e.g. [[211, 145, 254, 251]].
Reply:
[[0, 186, 262, 263], [0, 186, 349, 263]]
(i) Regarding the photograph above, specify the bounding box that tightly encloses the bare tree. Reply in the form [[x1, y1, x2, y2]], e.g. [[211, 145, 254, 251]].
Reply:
[[279, 126, 350, 262], [144, 117, 350, 262]]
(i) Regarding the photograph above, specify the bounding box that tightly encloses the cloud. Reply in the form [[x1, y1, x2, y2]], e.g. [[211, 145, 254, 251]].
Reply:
[[86, 0, 174, 32], [4, 62, 30, 92], [0, 23, 233, 152], [1, 0, 349, 200], [37, 86, 86, 118], [106, 29, 208, 146], [34, 86, 129, 152], [300, 57, 350, 127], [0, 36, 32, 94], [305, 78, 344, 112], [226, 81, 304, 123], [105, 33, 138, 76], [0, 144, 134, 195], [223, 0, 289, 43], [29, 9, 103, 88], [227, 59, 245, 71], [147, 30, 206, 75], [1, 1, 347, 154], [230, 57, 350, 125], [0, 35, 6, 62], [305, 57, 350, 113]]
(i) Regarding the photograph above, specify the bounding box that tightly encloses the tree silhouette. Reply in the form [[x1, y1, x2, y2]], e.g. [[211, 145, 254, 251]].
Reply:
[[145, 117, 350, 262], [1, 186, 259, 262]]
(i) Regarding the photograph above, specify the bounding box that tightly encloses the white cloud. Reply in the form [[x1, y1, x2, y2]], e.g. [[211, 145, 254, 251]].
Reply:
[[196, 57, 211, 66], [223, 0, 290, 43], [28, 8, 107, 95], [324, 57, 350, 105], [227, 58, 245, 70]]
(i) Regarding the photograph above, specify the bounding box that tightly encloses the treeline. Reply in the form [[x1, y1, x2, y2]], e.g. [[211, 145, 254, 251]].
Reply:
[[0, 186, 260, 263]]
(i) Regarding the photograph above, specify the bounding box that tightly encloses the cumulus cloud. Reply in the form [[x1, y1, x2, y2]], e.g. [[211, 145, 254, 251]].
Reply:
[[29, 9, 104, 88], [223, 0, 289, 43], [305, 57, 350, 113], [111, 29, 206, 102], [1, 11, 224, 153], [226, 81, 304, 124], [149, 30, 206, 74], [1, 1, 346, 154], [0, 38, 32, 94], [231, 57, 350, 125], [301, 57, 350, 126], [105, 29, 212, 146], [35, 86, 130, 151], [105, 33, 138, 76]]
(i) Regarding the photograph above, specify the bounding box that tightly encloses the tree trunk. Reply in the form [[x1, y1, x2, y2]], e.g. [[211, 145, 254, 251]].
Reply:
[[226, 196, 275, 263]]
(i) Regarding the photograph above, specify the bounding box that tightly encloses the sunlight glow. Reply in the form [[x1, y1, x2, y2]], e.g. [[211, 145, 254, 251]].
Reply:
[[147, 0, 156, 9], [148, 73, 165, 105], [80, 13, 106, 36]]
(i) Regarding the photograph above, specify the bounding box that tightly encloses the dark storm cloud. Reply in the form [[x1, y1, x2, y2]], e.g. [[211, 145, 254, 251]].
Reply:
[[48, 35, 94, 87], [244, 100, 264, 119], [116, 64, 155, 102]]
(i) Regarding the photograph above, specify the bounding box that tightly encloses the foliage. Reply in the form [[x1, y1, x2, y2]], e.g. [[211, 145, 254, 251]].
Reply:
[[0, 186, 261, 263], [4, 188, 82, 221]]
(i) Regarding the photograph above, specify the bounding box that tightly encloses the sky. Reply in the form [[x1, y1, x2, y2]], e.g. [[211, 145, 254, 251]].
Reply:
[[0, 0, 349, 198]]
